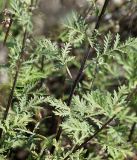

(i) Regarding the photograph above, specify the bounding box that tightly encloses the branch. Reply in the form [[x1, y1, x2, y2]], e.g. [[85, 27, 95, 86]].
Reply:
[[0, 29, 27, 138], [128, 122, 136, 142], [67, 0, 110, 106], [3, 13, 13, 46], [50, 0, 110, 154], [63, 85, 137, 159], [63, 115, 116, 160], [127, 85, 137, 142]]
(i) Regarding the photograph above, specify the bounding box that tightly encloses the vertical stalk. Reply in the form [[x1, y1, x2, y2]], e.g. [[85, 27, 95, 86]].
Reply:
[[51, 0, 110, 154], [3, 18, 13, 46], [0, 29, 27, 138], [63, 85, 137, 159], [128, 122, 136, 142], [127, 86, 137, 142], [39, 55, 45, 87], [63, 115, 116, 160]]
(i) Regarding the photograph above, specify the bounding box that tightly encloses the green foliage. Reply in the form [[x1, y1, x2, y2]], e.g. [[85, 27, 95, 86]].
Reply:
[[10, 0, 32, 31], [61, 12, 87, 46], [47, 86, 137, 158], [0, 0, 137, 160]]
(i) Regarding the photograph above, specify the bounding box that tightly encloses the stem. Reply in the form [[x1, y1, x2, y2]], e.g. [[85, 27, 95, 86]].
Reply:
[[3, 17, 13, 46], [90, 58, 99, 90], [51, 0, 110, 154], [2, 0, 8, 11], [67, 47, 91, 106], [123, 85, 137, 142], [39, 55, 45, 87], [78, 0, 98, 21], [95, 0, 110, 30], [127, 85, 137, 142], [64, 115, 116, 160], [68, 0, 110, 106], [126, 85, 137, 102], [6, 29, 27, 118], [62, 84, 137, 159], [128, 122, 136, 142], [31, 0, 34, 6], [0, 29, 27, 138]]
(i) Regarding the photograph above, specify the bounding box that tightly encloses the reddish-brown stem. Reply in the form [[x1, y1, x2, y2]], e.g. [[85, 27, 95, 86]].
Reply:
[[50, 0, 110, 154], [63, 84, 137, 159], [0, 30, 27, 138], [128, 122, 136, 142], [127, 86, 137, 142], [64, 115, 116, 160], [3, 17, 13, 46]]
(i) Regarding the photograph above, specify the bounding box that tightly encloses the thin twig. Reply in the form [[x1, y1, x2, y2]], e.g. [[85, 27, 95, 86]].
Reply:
[[67, 0, 110, 106], [3, 17, 13, 46], [95, 0, 110, 30], [0, 29, 27, 138], [39, 55, 45, 87], [78, 0, 97, 21], [90, 58, 99, 90], [63, 84, 137, 159], [127, 85, 137, 142], [128, 122, 136, 142], [4, 29, 27, 118], [126, 86, 137, 102], [63, 115, 116, 160], [51, 0, 110, 154]]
